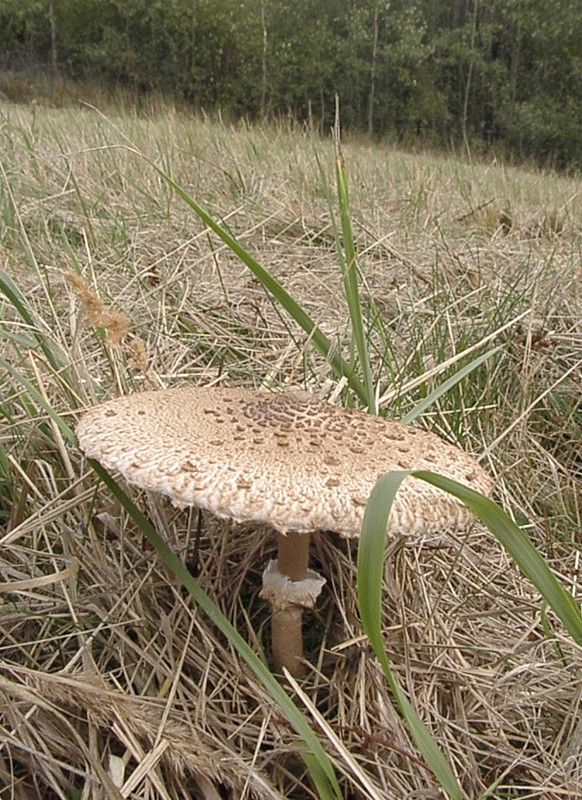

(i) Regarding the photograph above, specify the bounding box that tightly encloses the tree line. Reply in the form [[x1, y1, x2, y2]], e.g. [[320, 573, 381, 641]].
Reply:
[[1, 0, 581, 168]]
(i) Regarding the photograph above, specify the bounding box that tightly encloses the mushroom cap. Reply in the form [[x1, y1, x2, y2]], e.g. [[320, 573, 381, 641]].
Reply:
[[77, 387, 492, 538]]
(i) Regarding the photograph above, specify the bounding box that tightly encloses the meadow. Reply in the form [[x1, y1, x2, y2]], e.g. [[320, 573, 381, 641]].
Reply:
[[1, 98, 581, 798]]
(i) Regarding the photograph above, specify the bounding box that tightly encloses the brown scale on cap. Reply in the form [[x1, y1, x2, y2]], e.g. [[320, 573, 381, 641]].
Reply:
[[77, 386, 492, 539]]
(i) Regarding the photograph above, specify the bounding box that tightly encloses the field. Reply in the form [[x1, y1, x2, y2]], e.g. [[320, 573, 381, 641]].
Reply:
[[1, 99, 581, 799]]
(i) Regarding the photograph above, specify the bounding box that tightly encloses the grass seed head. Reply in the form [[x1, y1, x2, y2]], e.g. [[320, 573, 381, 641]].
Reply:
[[64, 270, 129, 345]]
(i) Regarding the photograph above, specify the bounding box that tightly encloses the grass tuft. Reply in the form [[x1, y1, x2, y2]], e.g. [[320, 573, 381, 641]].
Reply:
[[1, 100, 581, 798]]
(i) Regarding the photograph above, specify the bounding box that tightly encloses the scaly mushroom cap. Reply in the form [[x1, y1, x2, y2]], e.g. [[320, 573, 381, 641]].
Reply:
[[77, 387, 492, 538]]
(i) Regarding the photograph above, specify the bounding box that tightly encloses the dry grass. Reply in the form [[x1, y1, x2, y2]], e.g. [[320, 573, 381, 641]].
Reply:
[[1, 99, 581, 798]]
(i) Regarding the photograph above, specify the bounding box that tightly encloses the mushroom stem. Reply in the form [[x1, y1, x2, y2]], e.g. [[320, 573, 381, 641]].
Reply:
[[271, 531, 310, 676], [277, 530, 309, 582], [271, 605, 306, 677]]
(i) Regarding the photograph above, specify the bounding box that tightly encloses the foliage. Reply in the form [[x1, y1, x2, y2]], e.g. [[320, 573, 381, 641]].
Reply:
[[1, 0, 582, 166]]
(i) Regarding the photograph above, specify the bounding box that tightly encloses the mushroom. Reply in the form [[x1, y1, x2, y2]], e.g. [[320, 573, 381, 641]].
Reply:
[[76, 387, 492, 676]]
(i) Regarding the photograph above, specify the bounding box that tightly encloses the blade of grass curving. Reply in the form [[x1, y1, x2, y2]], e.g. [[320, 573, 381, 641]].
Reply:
[[0, 269, 64, 370], [332, 129, 376, 413], [0, 328, 39, 350], [152, 168, 367, 405], [357, 470, 463, 800], [0, 356, 73, 442], [358, 469, 582, 797], [88, 460, 342, 800], [401, 346, 503, 424], [411, 471, 582, 645]]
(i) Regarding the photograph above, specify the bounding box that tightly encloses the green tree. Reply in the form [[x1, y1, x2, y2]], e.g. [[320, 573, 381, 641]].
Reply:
[[1, 0, 581, 166]]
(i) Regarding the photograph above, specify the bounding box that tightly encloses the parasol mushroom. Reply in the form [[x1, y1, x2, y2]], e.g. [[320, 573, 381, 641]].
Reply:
[[76, 386, 492, 676]]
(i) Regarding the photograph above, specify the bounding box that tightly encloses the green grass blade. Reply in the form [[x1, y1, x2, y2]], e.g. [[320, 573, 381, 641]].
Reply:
[[401, 346, 503, 424], [152, 168, 367, 404], [88, 460, 342, 800], [357, 471, 462, 800], [0, 328, 39, 350], [411, 471, 582, 646], [333, 135, 376, 413], [0, 356, 74, 443], [0, 269, 64, 369], [358, 468, 582, 798]]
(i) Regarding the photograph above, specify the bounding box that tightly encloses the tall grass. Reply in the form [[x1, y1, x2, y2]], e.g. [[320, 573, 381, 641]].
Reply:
[[1, 100, 581, 798], [154, 129, 582, 797]]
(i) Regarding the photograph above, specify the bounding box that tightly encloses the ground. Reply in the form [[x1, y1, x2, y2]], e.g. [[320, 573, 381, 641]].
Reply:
[[1, 99, 581, 798]]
